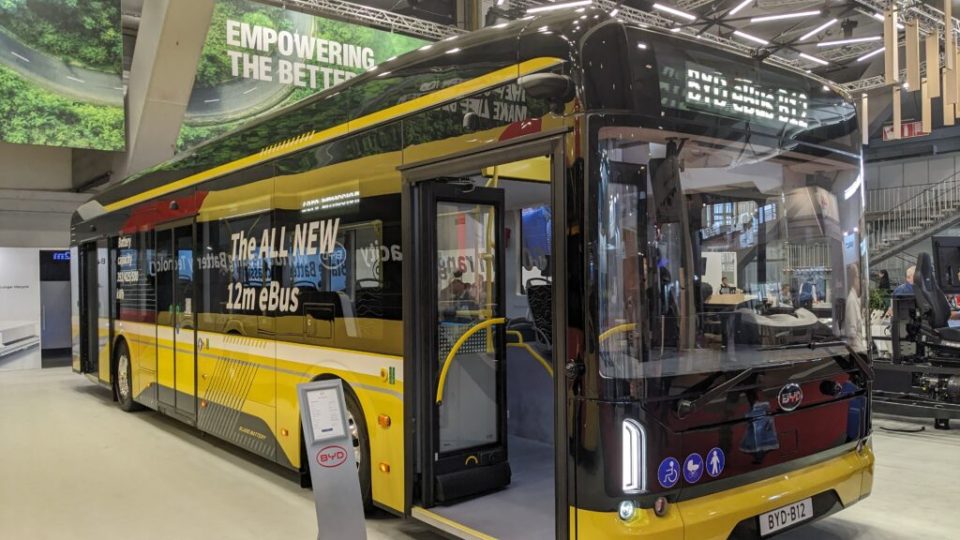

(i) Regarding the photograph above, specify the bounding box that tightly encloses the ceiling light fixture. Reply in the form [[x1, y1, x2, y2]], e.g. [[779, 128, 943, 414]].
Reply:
[[857, 47, 885, 62], [610, 8, 620, 17], [799, 18, 838, 41], [750, 10, 820, 23], [653, 3, 697, 21], [799, 52, 829, 66], [734, 30, 769, 45], [728, 0, 752, 16], [817, 36, 881, 47], [527, 1, 593, 14]]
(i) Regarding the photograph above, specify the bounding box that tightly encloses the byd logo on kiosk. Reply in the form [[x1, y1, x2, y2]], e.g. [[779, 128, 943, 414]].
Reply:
[[316, 445, 348, 468], [778, 383, 804, 412]]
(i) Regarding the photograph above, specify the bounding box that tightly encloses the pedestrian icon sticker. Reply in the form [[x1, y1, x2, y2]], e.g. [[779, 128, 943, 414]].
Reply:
[[658, 457, 680, 488], [683, 453, 704, 484], [707, 447, 725, 477]]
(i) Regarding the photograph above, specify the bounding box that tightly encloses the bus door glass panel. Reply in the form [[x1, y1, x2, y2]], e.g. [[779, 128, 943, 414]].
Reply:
[[155, 229, 176, 408], [79, 242, 99, 374], [436, 199, 504, 453], [97, 240, 111, 382], [173, 225, 196, 416], [70, 246, 80, 372]]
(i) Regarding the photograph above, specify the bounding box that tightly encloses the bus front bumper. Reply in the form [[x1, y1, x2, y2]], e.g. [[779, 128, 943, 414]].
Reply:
[[575, 442, 874, 539]]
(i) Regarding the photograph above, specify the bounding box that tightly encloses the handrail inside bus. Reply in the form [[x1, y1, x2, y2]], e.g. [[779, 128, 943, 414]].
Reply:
[[599, 323, 637, 343], [506, 329, 554, 378], [437, 317, 505, 405], [436, 318, 555, 405]]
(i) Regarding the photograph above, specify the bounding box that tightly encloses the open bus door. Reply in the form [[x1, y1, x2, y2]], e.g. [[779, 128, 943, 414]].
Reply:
[[416, 180, 509, 504], [404, 137, 571, 539], [77, 239, 110, 383]]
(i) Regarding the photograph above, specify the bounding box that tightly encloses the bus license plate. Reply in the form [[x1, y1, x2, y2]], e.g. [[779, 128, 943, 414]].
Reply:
[[758, 498, 813, 536]]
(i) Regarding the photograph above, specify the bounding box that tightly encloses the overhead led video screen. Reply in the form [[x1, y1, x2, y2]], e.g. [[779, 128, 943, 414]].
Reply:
[[177, 0, 430, 151], [0, 0, 124, 151]]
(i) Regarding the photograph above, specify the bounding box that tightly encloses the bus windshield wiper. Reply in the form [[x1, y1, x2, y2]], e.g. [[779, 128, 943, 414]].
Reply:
[[758, 340, 846, 351], [759, 340, 872, 379], [676, 367, 756, 419]]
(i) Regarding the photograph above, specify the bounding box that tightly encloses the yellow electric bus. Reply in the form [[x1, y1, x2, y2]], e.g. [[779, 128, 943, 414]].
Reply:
[[72, 7, 873, 539]]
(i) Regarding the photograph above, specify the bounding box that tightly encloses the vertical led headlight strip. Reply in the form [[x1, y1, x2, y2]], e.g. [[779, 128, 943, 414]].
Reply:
[[622, 419, 648, 493]]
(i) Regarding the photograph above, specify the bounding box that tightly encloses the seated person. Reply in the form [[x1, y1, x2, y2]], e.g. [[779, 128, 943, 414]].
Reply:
[[893, 265, 915, 297], [439, 270, 478, 320], [886, 265, 915, 318], [797, 279, 819, 308], [778, 284, 794, 307], [719, 276, 737, 294]]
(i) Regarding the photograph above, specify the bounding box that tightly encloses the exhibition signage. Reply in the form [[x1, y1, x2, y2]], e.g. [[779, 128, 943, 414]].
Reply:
[[882, 120, 928, 141], [0, 1, 124, 150], [178, 0, 429, 151], [297, 379, 367, 540]]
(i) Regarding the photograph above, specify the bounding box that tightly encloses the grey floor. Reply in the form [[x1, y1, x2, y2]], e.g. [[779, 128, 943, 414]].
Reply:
[[429, 436, 554, 539], [1, 368, 959, 539]]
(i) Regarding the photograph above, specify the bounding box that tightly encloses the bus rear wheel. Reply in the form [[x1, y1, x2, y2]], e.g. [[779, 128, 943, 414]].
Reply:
[[114, 340, 141, 412]]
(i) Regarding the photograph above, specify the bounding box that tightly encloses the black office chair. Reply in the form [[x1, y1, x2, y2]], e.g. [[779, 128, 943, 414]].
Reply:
[[914, 252, 960, 344]]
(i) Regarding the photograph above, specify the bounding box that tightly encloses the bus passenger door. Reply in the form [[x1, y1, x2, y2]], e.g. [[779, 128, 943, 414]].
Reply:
[[415, 180, 508, 506], [155, 223, 197, 422], [77, 240, 108, 378]]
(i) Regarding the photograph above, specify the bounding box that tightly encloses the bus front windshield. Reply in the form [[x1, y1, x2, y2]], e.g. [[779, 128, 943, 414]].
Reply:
[[595, 118, 865, 388]]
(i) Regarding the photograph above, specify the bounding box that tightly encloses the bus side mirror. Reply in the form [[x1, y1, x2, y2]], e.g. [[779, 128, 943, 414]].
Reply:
[[518, 73, 575, 114]]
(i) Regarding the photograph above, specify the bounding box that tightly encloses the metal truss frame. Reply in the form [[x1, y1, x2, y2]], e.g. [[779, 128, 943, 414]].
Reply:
[[263, 0, 466, 40]]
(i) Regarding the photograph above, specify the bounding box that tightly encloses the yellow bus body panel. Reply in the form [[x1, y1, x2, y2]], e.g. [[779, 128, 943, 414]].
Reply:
[[575, 444, 874, 539]]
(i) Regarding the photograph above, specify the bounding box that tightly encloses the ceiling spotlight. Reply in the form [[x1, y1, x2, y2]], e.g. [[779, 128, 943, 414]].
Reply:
[[799, 52, 829, 66], [857, 47, 885, 62], [751, 10, 820, 23], [817, 36, 881, 47], [653, 3, 697, 21], [733, 30, 769, 45], [799, 18, 838, 41], [728, 0, 752, 16]]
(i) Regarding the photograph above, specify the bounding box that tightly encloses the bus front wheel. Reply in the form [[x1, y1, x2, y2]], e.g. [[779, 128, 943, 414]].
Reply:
[[344, 390, 373, 511]]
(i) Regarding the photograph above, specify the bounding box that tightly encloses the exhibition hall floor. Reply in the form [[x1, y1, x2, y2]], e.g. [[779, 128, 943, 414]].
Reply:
[[1, 368, 958, 540]]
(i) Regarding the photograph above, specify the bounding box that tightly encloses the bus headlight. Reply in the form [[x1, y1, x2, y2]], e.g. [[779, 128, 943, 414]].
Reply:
[[622, 419, 647, 493]]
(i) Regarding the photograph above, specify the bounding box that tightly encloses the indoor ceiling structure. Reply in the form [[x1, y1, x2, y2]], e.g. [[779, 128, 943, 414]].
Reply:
[[504, 0, 952, 93]]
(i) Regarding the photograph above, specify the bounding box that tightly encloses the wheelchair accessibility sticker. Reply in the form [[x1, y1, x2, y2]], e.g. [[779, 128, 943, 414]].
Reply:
[[658, 457, 680, 488]]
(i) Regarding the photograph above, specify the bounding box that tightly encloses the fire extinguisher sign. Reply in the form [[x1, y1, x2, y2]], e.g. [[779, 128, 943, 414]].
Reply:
[[298, 379, 367, 539]]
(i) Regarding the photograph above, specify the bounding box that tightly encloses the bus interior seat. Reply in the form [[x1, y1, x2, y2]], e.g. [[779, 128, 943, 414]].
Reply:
[[525, 277, 552, 347]]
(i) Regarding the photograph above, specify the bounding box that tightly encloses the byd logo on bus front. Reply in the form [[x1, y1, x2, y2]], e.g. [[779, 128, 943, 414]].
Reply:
[[778, 383, 804, 412], [316, 445, 348, 468]]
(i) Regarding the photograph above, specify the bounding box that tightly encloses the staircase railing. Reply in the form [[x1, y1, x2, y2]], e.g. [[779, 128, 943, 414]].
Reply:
[[867, 169, 960, 264], [866, 185, 927, 215]]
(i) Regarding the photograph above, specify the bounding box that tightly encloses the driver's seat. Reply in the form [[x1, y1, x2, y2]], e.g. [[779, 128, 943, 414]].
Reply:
[[913, 252, 960, 341]]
